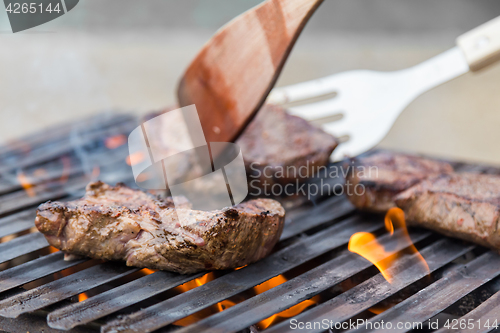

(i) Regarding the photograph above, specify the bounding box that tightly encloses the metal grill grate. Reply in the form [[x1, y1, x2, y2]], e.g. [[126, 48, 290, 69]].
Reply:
[[0, 112, 499, 333]]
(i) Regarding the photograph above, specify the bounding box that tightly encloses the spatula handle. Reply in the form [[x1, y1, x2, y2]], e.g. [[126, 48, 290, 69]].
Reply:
[[457, 16, 500, 71]]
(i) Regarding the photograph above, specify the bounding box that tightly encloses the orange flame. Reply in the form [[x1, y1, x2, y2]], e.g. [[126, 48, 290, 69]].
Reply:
[[105, 135, 127, 149], [140, 268, 157, 275], [173, 273, 226, 327], [216, 300, 236, 312], [17, 172, 36, 197], [126, 152, 145, 166], [172, 271, 317, 328], [49, 246, 59, 253], [255, 275, 319, 330], [367, 305, 388, 315], [173, 272, 239, 327], [348, 207, 430, 284], [0, 234, 15, 244], [78, 293, 88, 302], [175, 272, 215, 294]]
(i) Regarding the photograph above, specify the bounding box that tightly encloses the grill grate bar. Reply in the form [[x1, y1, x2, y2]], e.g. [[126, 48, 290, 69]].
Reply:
[[0, 312, 100, 333], [0, 165, 132, 217], [346, 251, 500, 333], [268, 239, 476, 333], [280, 196, 355, 240], [0, 144, 129, 196], [0, 123, 498, 333], [0, 116, 136, 174], [0, 232, 48, 265], [100, 216, 383, 333], [434, 289, 500, 333], [0, 209, 36, 239], [0, 262, 138, 318], [47, 271, 205, 330], [0, 252, 86, 294], [46, 197, 356, 330], [175, 229, 436, 333], [0, 113, 133, 158], [0, 178, 87, 217]]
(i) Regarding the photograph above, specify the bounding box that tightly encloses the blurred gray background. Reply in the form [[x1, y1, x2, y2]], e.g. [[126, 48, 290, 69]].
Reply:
[[1, 0, 500, 163]]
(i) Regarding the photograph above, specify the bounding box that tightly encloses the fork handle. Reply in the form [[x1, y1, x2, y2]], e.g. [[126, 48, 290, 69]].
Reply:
[[457, 16, 500, 71]]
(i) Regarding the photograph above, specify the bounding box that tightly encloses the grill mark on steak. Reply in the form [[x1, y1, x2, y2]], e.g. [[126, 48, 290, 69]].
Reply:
[[35, 181, 285, 274], [344, 151, 453, 212]]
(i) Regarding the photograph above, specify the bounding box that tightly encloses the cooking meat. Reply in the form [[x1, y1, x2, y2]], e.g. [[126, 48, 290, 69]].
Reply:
[[238, 104, 338, 185], [35, 181, 285, 274], [145, 104, 339, 187], [395, 173, 500, 250], [345, 151, 453, 212]]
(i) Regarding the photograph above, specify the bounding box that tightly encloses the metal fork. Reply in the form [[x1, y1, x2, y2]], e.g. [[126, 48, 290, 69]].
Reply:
[[267, 16, 500, 161]]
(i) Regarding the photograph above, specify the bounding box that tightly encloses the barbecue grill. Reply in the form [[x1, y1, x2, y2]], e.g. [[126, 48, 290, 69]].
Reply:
[[1, 112, 500, 333]]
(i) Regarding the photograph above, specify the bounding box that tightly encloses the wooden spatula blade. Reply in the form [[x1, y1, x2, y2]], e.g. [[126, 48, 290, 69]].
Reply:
[[178, 0, 323, 144]]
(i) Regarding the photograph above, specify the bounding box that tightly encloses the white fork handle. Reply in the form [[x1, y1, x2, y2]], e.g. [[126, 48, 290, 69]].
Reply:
[[457, 16, 500, 71]]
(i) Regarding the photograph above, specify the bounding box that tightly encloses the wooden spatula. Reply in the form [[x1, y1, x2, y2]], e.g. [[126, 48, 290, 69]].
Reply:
[[177, 0, 324, 145]]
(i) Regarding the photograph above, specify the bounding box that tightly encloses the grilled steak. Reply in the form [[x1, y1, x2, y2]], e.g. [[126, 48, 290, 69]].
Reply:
[[145, 104, 338, 187], [395, 173, 500, 250], [238, 104, 338, 185], [35, 181, 285, 274], [345, 151, 453, 212]]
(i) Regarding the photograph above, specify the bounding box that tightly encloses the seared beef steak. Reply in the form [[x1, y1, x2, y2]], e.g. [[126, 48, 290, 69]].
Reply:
[[345, 151, 453, 212], [238, 104, 338, 185], [395, 173, 500, 250], [35, 181, 285, 274], [145, 104, 338, 186]]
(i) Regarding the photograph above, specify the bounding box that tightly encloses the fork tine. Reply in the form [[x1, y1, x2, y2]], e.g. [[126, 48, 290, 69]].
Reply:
[[327, 118, 389, 162], [287, 98, 345, 121], [331, 142, 357, 162], [321, 119, 351, 137], [267, 75, 341, 105], [331, 137, 377, 162]]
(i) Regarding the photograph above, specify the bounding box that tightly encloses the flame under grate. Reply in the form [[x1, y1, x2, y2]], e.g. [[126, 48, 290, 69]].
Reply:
[[0, 113, 499, 333]]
